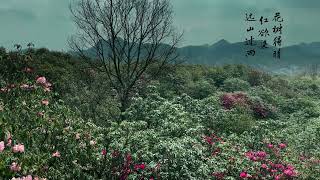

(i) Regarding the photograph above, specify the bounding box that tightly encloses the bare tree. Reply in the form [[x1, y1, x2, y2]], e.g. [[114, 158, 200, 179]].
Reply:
[[69, 0, 182, 116]]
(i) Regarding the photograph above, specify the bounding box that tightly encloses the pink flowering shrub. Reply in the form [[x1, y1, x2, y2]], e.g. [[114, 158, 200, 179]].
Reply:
[[221, 93, 276, 119], [221, 92, 249, 110], [0, 58, 105, 179], [204, 135, 302, 180]]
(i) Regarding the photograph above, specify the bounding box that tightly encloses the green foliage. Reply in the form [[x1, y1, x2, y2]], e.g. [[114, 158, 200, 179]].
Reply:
[[1, 48, 320, 179], [222, 78, 250, 92], [213, 108, 255, 134], [279, 97, 320, 118]]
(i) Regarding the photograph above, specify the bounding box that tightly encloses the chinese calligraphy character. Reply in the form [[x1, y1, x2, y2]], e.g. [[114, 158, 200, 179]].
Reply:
[[273, 12, 283, 22], [245, 36, 255, 46], [273, 24, 283, 34], [259, 16, 269, 25], [246, 13, 256, 21], [273, 48, 281, 59], [246, 49, 256, 57], [273, 36, 282, 47], [247, 27, 254, 32], [258, 28, 270, 37], [260, 40, 268, 49]]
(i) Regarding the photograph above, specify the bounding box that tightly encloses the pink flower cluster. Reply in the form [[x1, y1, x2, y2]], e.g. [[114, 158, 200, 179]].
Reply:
[[12, 144, 25, 153], [101, 149, 107, 156], [263, 162, 298, 179], [105, 150, 160, 180], [0, 141, 4, 152], [241, 142, 297, 179], [1, 75, 52, 94], [52, 151, 61, 157], [221, 92, 248, 109], [203, 133, 224, 156], [245, 151, 267, 161], [10, 162, 21, 172], [36, 76, 52, 92], [1, 134, 22, 153], [203, 133, 223, 145], [240, 171, 251, 179], [1, 135, 28, 174], [134, 164, 146, 171]]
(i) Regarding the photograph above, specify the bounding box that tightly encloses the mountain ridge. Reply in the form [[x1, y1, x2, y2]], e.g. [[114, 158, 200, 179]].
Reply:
[[79, 39, 320, 74]]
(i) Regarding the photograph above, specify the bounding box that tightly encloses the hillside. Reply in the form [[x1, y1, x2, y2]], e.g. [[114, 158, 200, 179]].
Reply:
[[1, 49, 320, 179]]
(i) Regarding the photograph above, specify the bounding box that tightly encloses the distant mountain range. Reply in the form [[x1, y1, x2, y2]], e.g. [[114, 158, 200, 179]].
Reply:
[[177, 39, 320, 74], [81, 39, 320, 74]]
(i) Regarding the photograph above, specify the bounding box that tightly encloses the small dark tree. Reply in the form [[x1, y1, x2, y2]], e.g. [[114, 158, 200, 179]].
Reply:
[[69, 0, 182, 117], [14, 44, 22, 51]]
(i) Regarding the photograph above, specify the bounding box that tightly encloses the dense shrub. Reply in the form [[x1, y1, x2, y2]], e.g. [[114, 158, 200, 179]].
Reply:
[[1, 49, 320, 179], [186, 79, 217, 99], [279, 97, 320, 118], [220, 92, 249, 110], [221, 78, 250, 92]]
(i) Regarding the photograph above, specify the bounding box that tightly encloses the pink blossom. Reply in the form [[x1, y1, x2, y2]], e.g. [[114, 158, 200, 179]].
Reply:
[[37, 112, 44, 117], [41, 99, 49, 106], [286, 164, 295, 170], [44, 82, 52, 88], [221, 92, 248, 109], [12, 144, 24, 153], [0, 141, 5, 152], [52, 151, 61, 157], [101, 149, 107, 156], [267, 143, 274, 149], [278, 143, 287, 149], [239, 171, 248, 178], [134, 163, 146, 171], [274, 164, 285, 170], [274, 175, 282, 180], [245, 151, 254, 159], [271, 169, 278, 173], [261, 164, 268, 169], [10, 162, 21, 172], [256, 151, 267, 158], [36, 77, 47, 84], [284, 169, 294, 176], [24, 175, 33, 180]]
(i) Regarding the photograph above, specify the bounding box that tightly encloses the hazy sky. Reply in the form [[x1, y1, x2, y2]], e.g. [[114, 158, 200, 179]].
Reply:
[[0, 0, 320, 50]]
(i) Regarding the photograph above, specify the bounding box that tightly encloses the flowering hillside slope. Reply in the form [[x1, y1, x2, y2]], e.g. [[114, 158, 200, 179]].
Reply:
[[1, 49, 320, 179]]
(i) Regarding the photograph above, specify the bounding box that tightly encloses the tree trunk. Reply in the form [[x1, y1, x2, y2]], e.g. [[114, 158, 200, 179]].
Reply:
[[119, 93, 129, 121]]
